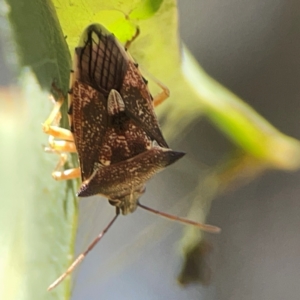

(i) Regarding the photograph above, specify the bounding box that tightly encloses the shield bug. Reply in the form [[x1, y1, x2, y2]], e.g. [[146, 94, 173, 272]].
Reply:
[[43, 24, 220, 290]]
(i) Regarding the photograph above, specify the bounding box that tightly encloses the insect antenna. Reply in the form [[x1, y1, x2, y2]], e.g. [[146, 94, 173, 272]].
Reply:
[[137, 202, 221, 234], [47, 209, 120, 291]]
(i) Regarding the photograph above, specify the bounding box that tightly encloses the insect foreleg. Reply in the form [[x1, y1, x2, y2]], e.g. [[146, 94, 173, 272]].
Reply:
[[138, 67, 170, 107], [152, 79, 170, 107], [43, 95, 79, 181], [45, 138, 79, 181], [43, 95, 74, 141], [46, 136, 76, 153], [43, 125, 74, 142], [52, 166, 80, 181]]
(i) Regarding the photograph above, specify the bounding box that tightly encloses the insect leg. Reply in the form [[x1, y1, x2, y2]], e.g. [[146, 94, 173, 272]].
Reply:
[[43, 95, 63, 127], [52, 166, 80, 181], [124, 27, 140, 50], [43, 94, 74, 141], [43, 95, 78, 180], [152, 79, 170, 107], [123, 25, 169, 107], [43, 125, 74, 142], [46, 136, 76, 153], [44, 135, 79, 180], [138, 67, 170, 107]]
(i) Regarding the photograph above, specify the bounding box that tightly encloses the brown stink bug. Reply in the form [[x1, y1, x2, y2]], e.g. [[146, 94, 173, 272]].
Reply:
[[43, 24, 220, 290]]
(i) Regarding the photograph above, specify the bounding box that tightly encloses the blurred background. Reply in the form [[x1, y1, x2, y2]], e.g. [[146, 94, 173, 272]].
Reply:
[[71, 1, 300, 300], [1, 1, 300, 300]]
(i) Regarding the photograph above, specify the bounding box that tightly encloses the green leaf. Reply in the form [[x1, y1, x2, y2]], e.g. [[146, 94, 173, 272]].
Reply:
[[129, 0, 164, 19], [5, 0, 70, 91], [2, 0, 77, 299]]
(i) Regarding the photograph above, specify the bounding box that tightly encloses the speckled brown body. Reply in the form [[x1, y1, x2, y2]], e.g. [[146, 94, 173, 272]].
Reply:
[[68, 24, 184, 214]]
